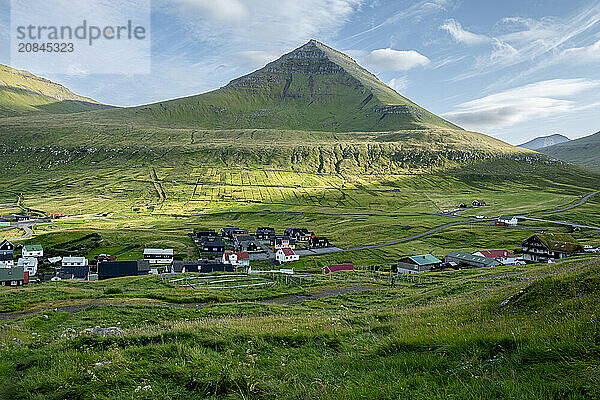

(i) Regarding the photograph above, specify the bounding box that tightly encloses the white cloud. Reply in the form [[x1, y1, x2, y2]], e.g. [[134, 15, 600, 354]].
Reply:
[[167, 0, 362, 48], [560, 39, 600, 64], [233, 50, 278, 68], [388, 77, 409, 93], [363, 48, 430, 71], [440, 19, 490, 45], [443, 79, 600, 129]]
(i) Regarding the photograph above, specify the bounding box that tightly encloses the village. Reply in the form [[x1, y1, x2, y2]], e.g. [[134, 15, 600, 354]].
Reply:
[[1, 209, 598, 286]]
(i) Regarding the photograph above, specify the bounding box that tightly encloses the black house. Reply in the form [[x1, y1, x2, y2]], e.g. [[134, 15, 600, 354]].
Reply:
[[284, 228, 314, 241], [309, 236, 330, 248], [0, 239, 15, 256], [194, 230, 218, 239], [199, 236, 226, 252], [98, 260, 151, 280], [221, 227, 249, 239], [172, 260, 234, 273], [256, 227, 276, 240], [234, 235, 259, 252]]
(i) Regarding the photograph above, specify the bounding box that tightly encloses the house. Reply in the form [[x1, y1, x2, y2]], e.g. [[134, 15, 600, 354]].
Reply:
[[472, 200, 486, 207], [322, 264, 355, 274], [96, 254, 117, 263], [0, 267, 26, 286], [234, 235, 259, 252], [445, 251, 500, 269], [275, 248, 299, 264], [22, 244, 43, 258], [199, 236, 226, 252], [60, 266, 90, 281], [496, 215, 518, 226], [194, 230, 218, 239], [143, 249, 174, 265], [220, 228, 248, 239], [308, 236, 330, 248], [0, 253, 14, 268], [0, 239, 14, 256], [222, 251, 250, 268], [473, 250, 523, 266], [284, 228, 314, 242], [521, 233, 583, 263], [271, 235, 296, 249], [17, 257, 38, 276], [62, 256, 89, 267], [256, 227, 276, 240], [98, 260, 150, 280], [172, 260, 234, 273], [396, 254, 442, 274]]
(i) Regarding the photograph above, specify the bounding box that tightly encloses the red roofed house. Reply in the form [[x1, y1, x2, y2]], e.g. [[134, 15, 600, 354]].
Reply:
[[222, 251, 250, 268], [322, 264, 355, 275], [276, 248, 299, 264], [473, 249, 522, 265]]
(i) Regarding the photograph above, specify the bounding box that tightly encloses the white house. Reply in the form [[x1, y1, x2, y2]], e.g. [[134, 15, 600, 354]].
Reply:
[[0, 254, 14, 268], [222, 251, 250, 268], [61, 256, 89, 267], [143, 249, 174, 265], [275, 248, 299, 264], [497, 215, 518, 226], [22, 245, 43, 258], [17, 257, 38, 276], [473, 250, 523, 266]]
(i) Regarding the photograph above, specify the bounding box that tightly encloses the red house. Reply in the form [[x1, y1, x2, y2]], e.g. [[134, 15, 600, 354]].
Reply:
[[322, 264, 355, 274]]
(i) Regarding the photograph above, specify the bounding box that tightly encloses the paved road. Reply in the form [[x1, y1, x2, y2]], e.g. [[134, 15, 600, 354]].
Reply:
[[6, 219, 49, 240], [524, 190, 600, 216], [518, 217, 600, 230]]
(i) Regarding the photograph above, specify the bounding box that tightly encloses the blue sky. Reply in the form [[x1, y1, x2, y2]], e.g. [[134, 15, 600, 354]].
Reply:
[[1, 0, 599, 144]]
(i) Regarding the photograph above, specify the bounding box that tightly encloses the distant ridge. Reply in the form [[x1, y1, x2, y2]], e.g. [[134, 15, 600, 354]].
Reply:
[[539, 131, 600, 173], [0, 64, 110, 117], [518, 134, 570, 151]]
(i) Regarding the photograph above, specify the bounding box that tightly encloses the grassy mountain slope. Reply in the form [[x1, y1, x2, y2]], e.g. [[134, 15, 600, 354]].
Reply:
[[0, 64, 110, 117], [97, 40, 460, 131], [540, 131, 600, 172]]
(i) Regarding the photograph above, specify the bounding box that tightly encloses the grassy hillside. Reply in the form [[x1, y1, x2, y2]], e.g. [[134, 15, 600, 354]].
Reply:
[[540, 131, 600, 173], [1, 256, 599, 399], [0, 64, 110, 117]]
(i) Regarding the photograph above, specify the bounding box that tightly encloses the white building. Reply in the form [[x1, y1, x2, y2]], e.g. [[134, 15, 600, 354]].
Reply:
[[61, 256, 89, 267], [222, 251, 250, 268], [17, 257, 38, 276], [22, 245, 43, 258], [497, 215, 518, 226], [275, 248, 299, 264], [143, 249, 174, 265], [0, 254, 14, 268]]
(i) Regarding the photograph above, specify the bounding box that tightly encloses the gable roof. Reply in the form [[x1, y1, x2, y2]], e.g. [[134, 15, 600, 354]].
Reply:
[[498, 215, 516, 221], [223, 251, 250, 261], [406, 254, 442, 266], [324, 264, 355, 273], [23, 244, 43, 252], [62, 266, 89, 279], [446, 251, 499, 267], [0, 267, 24, 281], [279, 248, 296, 256], [531, 233, 582, 253], [144, 248, 174, 255], [0, 239, 14, 251], [476, 249, 517, 259]]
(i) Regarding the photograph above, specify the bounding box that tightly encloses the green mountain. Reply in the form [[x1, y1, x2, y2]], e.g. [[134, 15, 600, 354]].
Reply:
[[0, 64, 110, 117], [102, 40, 461, 131], [540, 131, 600, 172]]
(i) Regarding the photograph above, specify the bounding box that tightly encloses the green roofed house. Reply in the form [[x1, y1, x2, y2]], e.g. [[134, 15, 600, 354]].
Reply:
[[0, 267, 25, 286], [396, 254, 442, 274], [22, 244, 43, 258], [445, 251, 500, 269], [522, 233, 584, 263]]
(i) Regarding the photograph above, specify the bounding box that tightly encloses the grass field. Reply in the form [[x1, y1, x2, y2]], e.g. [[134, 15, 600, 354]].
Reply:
[[1, 256, 599, 399]]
